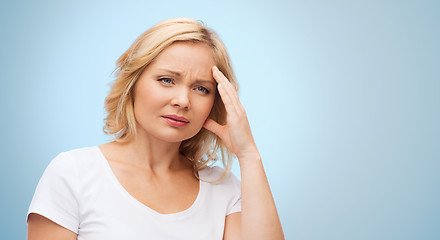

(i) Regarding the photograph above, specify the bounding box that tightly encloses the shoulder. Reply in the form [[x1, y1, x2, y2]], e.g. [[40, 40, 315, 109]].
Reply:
[[63, 146, 101, 160], [199, 166, 242, 215], [31, 146, 104, 204], [199, 166, 241, 187], [27, 147, 100, 235], [46, 146, 101, 173]]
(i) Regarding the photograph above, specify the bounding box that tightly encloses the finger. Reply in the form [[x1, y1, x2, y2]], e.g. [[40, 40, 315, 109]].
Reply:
[[213, 66, 242, 114], [217, 83, 238, 114], [203, 118, 225, 138], [213, 67, 238, 114], [212, 66, 237, 96], [213, 66, 241, 102], [212, 66, 227, 84]]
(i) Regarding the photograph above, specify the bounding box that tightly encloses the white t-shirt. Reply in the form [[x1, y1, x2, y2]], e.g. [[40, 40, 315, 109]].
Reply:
[[27, 146, 241, 240]]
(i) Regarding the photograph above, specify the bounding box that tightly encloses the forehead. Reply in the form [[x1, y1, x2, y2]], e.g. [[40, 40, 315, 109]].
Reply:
[[148, 42, 216, 74]]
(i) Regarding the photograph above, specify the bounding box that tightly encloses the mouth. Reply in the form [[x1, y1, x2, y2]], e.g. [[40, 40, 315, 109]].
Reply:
[[162, 115, 190, 128], [162, 115, 190, 123]]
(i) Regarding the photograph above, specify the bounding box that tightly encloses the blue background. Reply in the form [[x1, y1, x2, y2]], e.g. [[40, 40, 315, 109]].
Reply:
[[1, 0, 439, 239]]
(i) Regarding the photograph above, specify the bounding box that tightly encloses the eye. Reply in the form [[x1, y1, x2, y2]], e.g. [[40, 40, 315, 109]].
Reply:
[[195, 86, 210, 94], [158, 78, 173, 85]]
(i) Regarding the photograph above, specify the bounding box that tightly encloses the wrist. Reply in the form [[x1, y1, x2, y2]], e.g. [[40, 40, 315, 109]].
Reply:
[[237, 148, 261, 163], [237, 150, 264, 174]]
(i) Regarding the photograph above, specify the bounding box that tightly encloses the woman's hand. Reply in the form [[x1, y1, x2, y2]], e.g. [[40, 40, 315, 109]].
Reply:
[[205, 66, 285, 239], [203, 66, 259, 160]]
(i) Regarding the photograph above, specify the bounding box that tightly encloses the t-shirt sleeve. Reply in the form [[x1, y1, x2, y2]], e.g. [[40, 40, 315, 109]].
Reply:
[[27, 152, 80, 234], [226, 172, 242, 215]]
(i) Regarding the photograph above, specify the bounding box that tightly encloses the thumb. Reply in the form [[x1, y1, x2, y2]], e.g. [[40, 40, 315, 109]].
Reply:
[[203, 118, 224, 137]]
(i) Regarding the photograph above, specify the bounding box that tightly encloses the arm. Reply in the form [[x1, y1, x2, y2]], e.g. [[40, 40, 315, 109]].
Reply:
[[239, 153, 284, 239], [205, 66, 285, 240], [223, 212, 241, 240], [27, 213, 77, 240]]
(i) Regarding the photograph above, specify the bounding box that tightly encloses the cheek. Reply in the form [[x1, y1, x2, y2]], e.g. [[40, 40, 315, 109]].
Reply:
[[136, 85, 167, 108], [199, 98, 215, 119], [143, 91, 163, 107]]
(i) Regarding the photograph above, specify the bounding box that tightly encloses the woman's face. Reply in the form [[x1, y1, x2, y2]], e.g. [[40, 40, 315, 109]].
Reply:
[[133, 41, 217, 143]]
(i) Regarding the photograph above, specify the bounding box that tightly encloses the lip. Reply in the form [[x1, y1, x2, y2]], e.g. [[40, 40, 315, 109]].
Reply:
[[162, 115, 190, 128]]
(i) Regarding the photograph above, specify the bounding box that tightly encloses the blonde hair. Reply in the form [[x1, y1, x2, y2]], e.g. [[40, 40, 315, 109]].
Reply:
[[103, 18, 238, 179]]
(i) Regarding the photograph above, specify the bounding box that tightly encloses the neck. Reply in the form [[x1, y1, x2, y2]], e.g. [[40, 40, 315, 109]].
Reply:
[[118, 129, 190, 173]]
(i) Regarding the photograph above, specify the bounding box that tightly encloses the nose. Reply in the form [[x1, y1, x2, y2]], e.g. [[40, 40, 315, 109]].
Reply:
[[171, 87, 190, 109]]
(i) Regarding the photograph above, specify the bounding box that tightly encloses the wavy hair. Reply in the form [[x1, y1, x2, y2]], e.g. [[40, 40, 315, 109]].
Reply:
[[103, 18, 238, 180]]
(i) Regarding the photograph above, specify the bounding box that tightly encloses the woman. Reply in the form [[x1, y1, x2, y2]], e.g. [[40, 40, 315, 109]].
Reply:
[[27, 18, 284, 239]]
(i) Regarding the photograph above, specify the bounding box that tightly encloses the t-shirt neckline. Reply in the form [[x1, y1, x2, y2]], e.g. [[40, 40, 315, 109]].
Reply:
[[93, 146, 205, 219]]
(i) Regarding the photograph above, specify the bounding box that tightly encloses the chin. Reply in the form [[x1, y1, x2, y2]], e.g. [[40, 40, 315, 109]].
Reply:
[[157, 128, 202, 143]]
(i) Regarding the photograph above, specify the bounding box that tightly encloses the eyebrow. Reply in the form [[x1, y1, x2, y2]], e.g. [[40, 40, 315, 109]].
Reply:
[[194, 80, 216, 87], [159, 69, 181, 77], [158, 69, 216, 86]]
